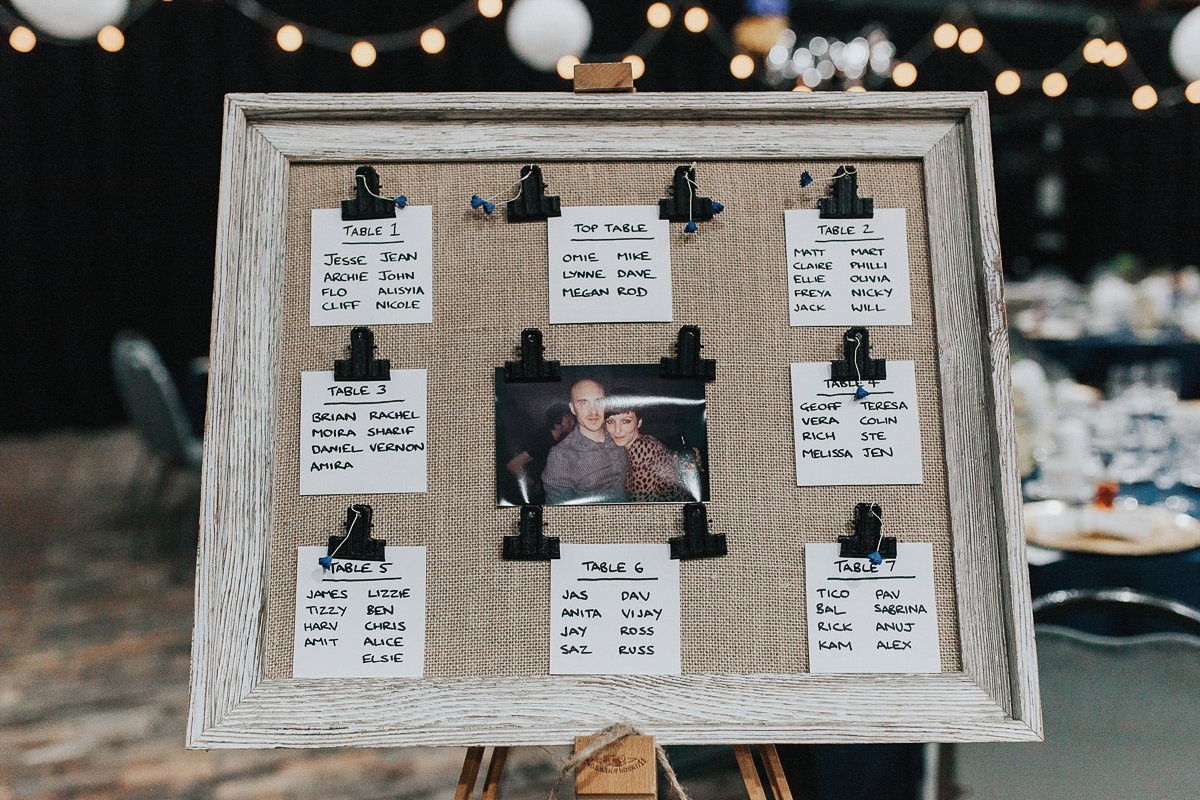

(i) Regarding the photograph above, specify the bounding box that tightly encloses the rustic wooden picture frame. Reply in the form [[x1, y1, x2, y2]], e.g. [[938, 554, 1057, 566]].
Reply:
[[187, 93, 1040, 748]]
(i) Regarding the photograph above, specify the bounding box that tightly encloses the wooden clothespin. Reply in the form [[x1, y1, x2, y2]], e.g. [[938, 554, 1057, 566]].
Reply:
[[573, 61, 636, 93]]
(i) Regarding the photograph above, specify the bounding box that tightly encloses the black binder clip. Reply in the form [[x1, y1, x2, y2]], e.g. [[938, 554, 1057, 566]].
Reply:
[[659, 165, 722, 232], [830, 326, 885, 398], [838, 503, 896, 565], [507, 165, 561, 223], [334, 327, 390, 382], [503, 505, 560, 560], [670, 503, 727, 560], [342, 166, 398, 221], [818, 165, 873, 219], [661, 325, 715, 381], [319, 504, 386, 569], [504, 328, 561, 383]]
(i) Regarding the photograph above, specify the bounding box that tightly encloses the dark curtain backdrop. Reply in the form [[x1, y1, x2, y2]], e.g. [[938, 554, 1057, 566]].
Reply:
[[1, 0, 1196, 432]]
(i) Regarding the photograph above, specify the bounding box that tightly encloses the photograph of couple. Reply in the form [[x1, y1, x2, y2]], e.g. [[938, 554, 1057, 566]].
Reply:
[[495, 364, 709, 506]]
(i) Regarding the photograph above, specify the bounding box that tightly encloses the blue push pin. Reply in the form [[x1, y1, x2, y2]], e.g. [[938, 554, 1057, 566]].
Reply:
[[855, 385, 870, 399], [318, 555, 333, 571], [800, 171, 814, 187], [394, 196, 407, 209], [712, 201, 725, 214], [470, 195, 495, 214], [684, 220, 698, 233], [868, 551, 883, 565]]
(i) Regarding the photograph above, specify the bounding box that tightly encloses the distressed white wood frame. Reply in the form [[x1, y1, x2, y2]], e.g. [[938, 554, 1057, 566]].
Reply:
[[188, 93, 1040, 748]]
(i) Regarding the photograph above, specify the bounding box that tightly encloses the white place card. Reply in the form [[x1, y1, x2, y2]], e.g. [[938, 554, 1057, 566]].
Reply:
[[784, 209, 912, 326], [805, 542, 941, 673], [292, 545, 426, 678], [309, 207, 433, 326], [550, 543, 681, 675], [547, 206, 672, 324], [299, 369, 427, 496], [790, 361, 923, 486]]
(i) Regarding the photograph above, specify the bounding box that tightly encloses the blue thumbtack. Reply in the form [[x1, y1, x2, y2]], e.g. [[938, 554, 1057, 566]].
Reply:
[[470, 194, 495, 213], [868, 551, 883, 565], [684, 220, 698, 233], [800, 171, 814, 187], [855, 385, 870, 400], [394, 196, 407, 209], [318, 555, 333, 571], [712, 201, 725, 214]]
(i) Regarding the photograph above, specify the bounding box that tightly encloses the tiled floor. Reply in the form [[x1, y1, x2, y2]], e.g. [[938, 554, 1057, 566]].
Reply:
[[0, 430, 743, 800]]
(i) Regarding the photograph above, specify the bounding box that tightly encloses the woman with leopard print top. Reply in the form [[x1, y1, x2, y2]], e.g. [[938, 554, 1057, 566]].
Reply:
[[603, 393, 690, 503]]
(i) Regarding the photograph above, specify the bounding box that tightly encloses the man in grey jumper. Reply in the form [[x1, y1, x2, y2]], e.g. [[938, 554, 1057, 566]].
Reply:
[[542, 378, 629, 504]]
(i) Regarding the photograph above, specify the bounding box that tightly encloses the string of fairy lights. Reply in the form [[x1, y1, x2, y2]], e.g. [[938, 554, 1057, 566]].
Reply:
[[3, 0, 1199, 110]]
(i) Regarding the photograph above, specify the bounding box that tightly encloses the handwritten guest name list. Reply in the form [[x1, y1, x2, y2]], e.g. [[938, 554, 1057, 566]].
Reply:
[[309, 207, 434, 326], [547, 206, 672, 324], [783, 209, 912, 327], [804, 542, 941, 673], [299, 369, 427, 496], [550, 544, 681, 675], [292, 545, 426, 678], [789, 361, 923, 486]]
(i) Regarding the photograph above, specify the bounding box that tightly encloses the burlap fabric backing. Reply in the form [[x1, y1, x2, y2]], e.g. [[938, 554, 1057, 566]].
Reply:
[[264, 160, 962, 679]]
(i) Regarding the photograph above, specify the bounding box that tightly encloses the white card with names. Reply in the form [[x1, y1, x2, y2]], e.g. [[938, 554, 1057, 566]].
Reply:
[[309, 207, 433, 326], [805, 542, 941, 673], [550, 543, 681, 675], [547, 206, 672, 324], [790, 361, 923, 486], [299, 370, 427, 496], [784, 209, 912, 326], [292, 545, 426, 678]]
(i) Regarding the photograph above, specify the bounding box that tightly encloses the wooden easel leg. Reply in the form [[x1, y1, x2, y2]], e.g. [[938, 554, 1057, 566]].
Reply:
[[735, 745, 794, 800], [734, 745, 770, 800], [456, 746, 509, 800], [481, 746, 509, 800], [455, 747, 486, 800], [758, 745, 794, 800]]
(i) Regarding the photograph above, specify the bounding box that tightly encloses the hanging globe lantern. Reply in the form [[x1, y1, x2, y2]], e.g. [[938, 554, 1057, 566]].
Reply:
[[505, 0, 593, 72], [10, 0, 129, 41]]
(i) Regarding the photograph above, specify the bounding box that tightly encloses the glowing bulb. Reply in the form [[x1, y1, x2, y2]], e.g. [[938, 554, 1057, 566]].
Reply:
[[892, 62, 917, 87], [9, 25, 35, 52], [97, 26, 124, 52], [1131, 84, 1157, 110], [622, 54, 645, 79], [995, 70, 1020, 95], [1102, 41, 1127, 67], [846, 85, 866, 92], [933, 23, 958, 49], [729, 53, 754, 79], [957, 27, 982, 54], [1187, 80, 1200, 104], [556, 54, 580, 79], [683, 7, 708, 33], [1082, 38, 1106, 63], [276, 25, 302, 52], [351, 41, 377, 67], [646, 2, 671, 28], [792, 84, 812, 91], [478, 0, 503, 18], [420, 28, 445, 54], [1042, 72, 1067, 97]]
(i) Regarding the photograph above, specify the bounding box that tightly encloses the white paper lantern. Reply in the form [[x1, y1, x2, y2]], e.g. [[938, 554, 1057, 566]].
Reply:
[[505, 0, 592, 72], [11, 0, 129, 41], [1171, 6, 1200, 82]]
